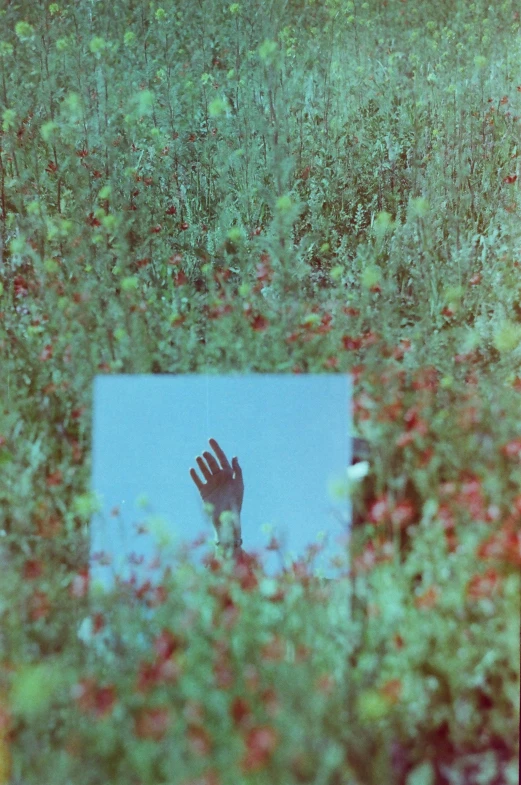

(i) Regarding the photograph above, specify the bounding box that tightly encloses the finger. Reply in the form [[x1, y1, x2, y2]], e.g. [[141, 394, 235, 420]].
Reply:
[[196, 455, 212, 481], [208, 438, 231, 471], [232, 457, 243, 481], [189, 467, 205, 492], [203, 450, 220, 474]]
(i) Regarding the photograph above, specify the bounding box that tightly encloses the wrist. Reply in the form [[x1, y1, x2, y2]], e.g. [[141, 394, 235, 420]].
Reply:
[[213, 510, 242, 557]]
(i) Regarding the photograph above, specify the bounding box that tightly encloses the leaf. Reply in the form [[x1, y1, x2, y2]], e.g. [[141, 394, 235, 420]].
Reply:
[[0, 450, 13, 466], [406, 761, 435, 785], [10, 663, 67, 719]]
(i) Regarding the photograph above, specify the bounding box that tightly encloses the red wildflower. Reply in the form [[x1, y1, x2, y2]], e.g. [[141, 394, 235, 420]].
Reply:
[[46, 470, 62, 487], [260, 635, 286, 662], [414, 585, 439, 609], [72, 679, 117, 719], [230, 696, 252, 728], [23, 559, 43, 580], [380, 679, 402, 704], [501, 439, 521, 458], [241, 725, 279, 773], [342, 335, 362, 350], [250, 314, 269, 331], [466, 568, 501, 600], [396, 431, 415, 448], [187, 724, 213, 756], [69, 569, 90, 598], [390, 499, 417, 529], [134, 706, 171, 740], [412, 367, 438, 391], [28, 589, 51, 621], [368, 495, 390, 524]]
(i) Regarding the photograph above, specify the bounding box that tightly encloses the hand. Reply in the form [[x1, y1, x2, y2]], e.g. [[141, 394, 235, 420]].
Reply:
[[189, 438, 244, 542]]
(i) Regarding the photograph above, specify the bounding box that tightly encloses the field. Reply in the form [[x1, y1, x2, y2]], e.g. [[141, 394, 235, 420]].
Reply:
[[0, 0, 520, 783]]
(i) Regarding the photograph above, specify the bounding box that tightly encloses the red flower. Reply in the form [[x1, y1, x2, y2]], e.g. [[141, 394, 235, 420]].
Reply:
[[69, 569, 90, 598], [154, 629, 182, 661], [73, 679, 117, 719], [23, 559, 43, 580], [414, 585, 439, 609], [412, 367, 438, 391], [241, 725, 279, 773], [256, 259, 273, 283], [396, 431, 415, 448], [260, 635, 286, 662], [466, 568, 500, 600], [317, 312, 333, 334], [380, 679, 402, 704], [150, 224, 162, 233], [469, 273, 482, 285], [213, 656, 234, 690], [187, 724, 213, 756], [368, 495, 390, 524], [250, 314, 269, 331], [390, 499, 417, 529], [173, 270, 187, 286], [13, 275, 31, 297], [360, 331, 379, 347], [230, 696, 252, 728], [180, 222, 189, 230], [39, 344, 53, 362], [28, 589, 51, 621], [342, 335, 362, 350], [92, 613, 105, 633], [46, 470, 63, 487], [134, 706, 171, 740], [503, 174, 517, 184], [501, 439, 521, 458], [86, 212, 101, 227]]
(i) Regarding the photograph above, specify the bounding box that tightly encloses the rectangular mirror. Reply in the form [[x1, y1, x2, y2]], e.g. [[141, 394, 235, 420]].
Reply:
[[89, 373, 352, 593]]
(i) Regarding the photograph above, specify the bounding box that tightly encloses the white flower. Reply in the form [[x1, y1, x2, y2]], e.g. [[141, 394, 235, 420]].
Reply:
[[346, 460, 370, 482]]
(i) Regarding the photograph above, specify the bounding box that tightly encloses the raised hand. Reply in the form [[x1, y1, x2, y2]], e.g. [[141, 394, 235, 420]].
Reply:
[[189, 438, 244, 543]]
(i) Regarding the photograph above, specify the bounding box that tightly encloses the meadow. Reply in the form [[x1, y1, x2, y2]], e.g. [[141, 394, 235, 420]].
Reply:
[[0, 0, 520, 783]]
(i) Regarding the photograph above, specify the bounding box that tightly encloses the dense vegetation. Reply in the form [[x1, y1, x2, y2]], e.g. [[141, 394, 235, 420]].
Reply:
[[0, 0, 519, 783]]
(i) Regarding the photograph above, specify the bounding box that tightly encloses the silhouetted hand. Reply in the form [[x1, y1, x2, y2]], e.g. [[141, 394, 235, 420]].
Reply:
[[189, 438, 244, 544]]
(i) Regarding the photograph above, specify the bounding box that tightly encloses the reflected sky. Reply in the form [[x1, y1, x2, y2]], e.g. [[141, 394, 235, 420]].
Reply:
[[90, 374, 352, 591]]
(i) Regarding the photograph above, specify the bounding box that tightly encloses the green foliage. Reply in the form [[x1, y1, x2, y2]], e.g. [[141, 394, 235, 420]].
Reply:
[[0, 0, 519, 783]]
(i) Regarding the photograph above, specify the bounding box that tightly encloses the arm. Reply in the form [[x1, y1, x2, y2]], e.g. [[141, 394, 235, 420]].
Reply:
[[189, 438, 245, 563]]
